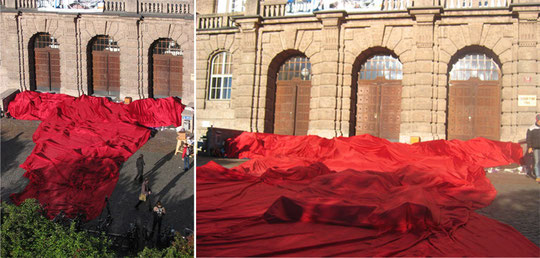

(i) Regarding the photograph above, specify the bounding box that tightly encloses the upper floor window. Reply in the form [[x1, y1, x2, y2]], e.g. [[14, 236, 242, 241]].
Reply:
[[216, 0, 245, 13], [208, 52, 232, 100]]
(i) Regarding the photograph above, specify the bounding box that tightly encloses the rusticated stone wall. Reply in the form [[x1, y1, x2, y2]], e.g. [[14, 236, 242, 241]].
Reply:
[[197, 2, 539, 142], [0, 9, 194, 104]]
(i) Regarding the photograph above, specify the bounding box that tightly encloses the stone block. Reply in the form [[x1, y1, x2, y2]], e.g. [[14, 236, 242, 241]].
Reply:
[[415, 49, 434, 61], [415, 60, 434, 73], [411, 86, 433, 98], [414, 74, 433, 85], [319, 97, 336, 108], [319, 85, 337, 97], [317, 109, 336, 120], [518, 60, 537, 73], [319, 73, 338, 86]]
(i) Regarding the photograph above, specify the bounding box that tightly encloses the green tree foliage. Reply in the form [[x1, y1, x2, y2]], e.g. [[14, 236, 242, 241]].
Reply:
[[1, 199, 114, 257], [138, 233, 194, 258]]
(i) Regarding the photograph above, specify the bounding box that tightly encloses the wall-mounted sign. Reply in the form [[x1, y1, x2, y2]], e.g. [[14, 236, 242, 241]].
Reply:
[[518, 95, 537, 107], [182, 116, 192, 120], [37, 0, 104, 13]]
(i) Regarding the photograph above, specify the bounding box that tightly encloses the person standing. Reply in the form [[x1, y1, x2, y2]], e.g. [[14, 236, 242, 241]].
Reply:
[[134, 154, 145, 183], [151, 201, 166, 236], [526, 114, 540, 183], [182, 143, 191, 172], [134, 178, 152, 211]]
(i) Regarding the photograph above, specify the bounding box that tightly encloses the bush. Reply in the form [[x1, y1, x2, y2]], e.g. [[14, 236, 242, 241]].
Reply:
[[1, 199, 113, 257], [138, 233, 194, 258]]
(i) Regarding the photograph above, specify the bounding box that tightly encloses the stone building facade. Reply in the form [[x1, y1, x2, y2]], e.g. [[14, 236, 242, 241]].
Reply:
[[196, 0, 539, 143], [1, 0, 194, 107]]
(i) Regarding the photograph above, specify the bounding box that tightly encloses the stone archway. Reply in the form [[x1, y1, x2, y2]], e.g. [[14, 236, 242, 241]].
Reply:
[[447, 48, 502, 141], [265, 50, 312, 135], [352, 48, 403, 141]]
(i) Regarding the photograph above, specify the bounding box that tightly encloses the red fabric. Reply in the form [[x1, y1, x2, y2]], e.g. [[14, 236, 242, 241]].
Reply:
[[197, 132, 540, 256], [8, 91, 184, 220]]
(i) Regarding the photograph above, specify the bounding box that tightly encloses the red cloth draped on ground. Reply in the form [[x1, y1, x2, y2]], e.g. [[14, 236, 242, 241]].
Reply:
[[8, 91, 184, 220], [197, 132, 540, 256]]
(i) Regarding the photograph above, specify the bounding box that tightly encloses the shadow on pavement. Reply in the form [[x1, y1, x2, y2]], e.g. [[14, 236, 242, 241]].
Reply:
[[478, 188, 540, 247]]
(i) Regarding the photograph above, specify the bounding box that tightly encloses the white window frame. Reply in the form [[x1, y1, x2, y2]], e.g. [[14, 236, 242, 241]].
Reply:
[[208, 52, 232, 100]]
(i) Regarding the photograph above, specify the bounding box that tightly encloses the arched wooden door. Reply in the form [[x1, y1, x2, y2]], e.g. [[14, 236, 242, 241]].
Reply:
[[274, 56, 311, 136], [90, 36, 120, 97], [448, 54, 501, 140], [33, 33, 60, 92], [356, 55, 403, 141], [151, 39, 183, 98]]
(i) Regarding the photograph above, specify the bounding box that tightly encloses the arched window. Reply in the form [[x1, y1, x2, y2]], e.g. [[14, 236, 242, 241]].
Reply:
[[32, 33, 61, 92], [89, 35, 120, 97], [208, 52, 232, 100], [150, 38, 183, 98], [359, 55, 403, 80], [449, 54, 499, 81]]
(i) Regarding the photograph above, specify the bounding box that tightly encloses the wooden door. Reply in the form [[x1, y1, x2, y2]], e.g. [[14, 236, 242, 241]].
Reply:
[[153, 54, 183, 98], [34, 48, 60, 92], [274, 79, 311, 135], [448, 78, 500, 140], [356, 78, 402, 141], [92, 50, 120, 97]]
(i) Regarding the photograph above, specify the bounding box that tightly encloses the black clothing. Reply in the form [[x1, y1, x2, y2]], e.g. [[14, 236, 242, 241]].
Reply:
[[135, 156, 145, 182], [151, 206, 165, 234], [526, 124, 540, 149]]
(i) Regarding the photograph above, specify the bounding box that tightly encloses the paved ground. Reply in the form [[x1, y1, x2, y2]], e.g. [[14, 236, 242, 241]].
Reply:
[[197, 155, 540, 247], [1, 118, 194, 242]]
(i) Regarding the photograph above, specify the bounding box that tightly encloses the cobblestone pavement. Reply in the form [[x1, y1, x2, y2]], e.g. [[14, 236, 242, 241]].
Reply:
[[1, 118, 194, 239], [197, 155, 540, 247]]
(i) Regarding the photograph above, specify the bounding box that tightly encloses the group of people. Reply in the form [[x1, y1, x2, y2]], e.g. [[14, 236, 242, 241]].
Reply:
[[133, 177, 167, 236]]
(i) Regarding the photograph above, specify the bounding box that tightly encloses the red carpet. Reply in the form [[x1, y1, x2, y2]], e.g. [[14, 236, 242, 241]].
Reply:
[[197, 132, 539, 256], [8, 91, 184, 220]]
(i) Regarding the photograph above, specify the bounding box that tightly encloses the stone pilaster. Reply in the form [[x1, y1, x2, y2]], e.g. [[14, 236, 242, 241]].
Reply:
[[407, 7, 440, 141], [313, 11, 345, 138], [232, 16, 261, 132], [514, 8, 539, 141]]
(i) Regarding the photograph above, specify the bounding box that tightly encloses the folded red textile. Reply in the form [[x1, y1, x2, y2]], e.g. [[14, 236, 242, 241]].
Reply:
[[197, 132, 539, 256], [8, 91, 184, 220]]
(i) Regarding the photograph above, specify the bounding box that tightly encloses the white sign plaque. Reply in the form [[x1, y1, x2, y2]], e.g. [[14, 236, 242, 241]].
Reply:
[[518, 95, 537, 107]]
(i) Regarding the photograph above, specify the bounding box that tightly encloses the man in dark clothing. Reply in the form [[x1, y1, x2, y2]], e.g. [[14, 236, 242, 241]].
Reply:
[[135, 154, 145, 183], [526, 114, 540, 183], [151, 201, 166, 238]]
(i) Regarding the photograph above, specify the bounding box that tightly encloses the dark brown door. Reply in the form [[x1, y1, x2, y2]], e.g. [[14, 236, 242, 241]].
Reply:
[[448, 78, 500, 140], [34, 47, 60, 92], [356, 78, 402, 141], [153, 54, 183, 98], [92, 50, 120, 96], [274, 78, 311, 135]]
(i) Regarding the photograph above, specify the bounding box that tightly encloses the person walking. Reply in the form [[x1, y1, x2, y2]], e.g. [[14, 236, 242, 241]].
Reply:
[[134, 178, 152, 211], [134, 154, 145, 183], [151, 201, 166, 237], [182, 142, 191, 172], [526, 114, 540, 183]]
